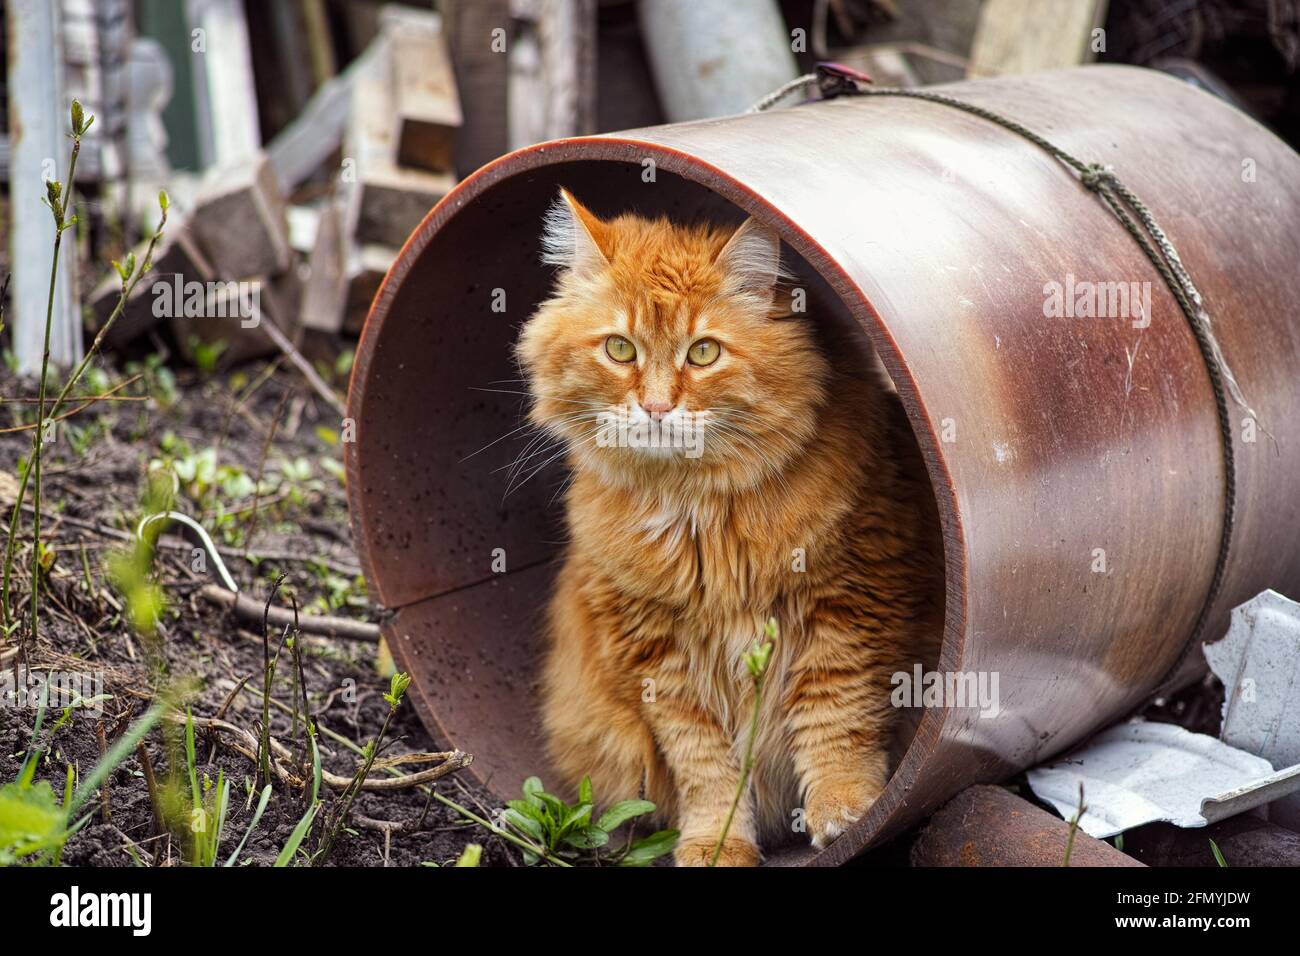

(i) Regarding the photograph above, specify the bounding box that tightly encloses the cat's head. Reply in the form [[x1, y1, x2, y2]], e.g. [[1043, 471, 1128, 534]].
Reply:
[[516, 190, 830, 492]]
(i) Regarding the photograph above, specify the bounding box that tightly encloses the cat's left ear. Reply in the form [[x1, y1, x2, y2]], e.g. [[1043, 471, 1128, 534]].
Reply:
[[541, 189, 611, 279], [716, 217, 784, 305]]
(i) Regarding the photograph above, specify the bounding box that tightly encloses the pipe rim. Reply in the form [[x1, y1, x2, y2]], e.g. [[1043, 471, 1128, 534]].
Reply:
[[346, 133, 972, 866]]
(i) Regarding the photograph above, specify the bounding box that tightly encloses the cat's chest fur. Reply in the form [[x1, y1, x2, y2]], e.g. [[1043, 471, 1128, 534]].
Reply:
[[571, 479, 836, 620]]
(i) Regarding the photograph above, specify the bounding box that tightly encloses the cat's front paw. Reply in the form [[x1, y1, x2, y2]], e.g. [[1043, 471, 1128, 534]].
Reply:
[[805, 779, 881, 849], [673, 835, 760, 867]]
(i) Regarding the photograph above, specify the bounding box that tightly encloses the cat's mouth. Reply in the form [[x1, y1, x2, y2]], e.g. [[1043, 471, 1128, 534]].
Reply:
[[590, 403, 709, 461]]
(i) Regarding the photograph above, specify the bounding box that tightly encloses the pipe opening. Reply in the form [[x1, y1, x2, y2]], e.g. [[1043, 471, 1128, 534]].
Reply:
[[351, 155, 956, 862]]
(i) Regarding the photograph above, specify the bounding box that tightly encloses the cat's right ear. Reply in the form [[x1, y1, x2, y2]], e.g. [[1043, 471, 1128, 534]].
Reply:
[[541, 189, 610, 278]]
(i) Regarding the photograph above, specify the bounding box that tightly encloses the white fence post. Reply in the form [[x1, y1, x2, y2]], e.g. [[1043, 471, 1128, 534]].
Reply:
[[6, 0, 83, 375]]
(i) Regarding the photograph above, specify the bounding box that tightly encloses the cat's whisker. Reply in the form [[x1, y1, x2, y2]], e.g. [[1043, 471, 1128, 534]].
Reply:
[[714, 406, 770, 429], [472, 409, 594, 467], [496, 419, 600, 478], [501, 425, 562, 486], [548, 434, 606, 507], [500, 416, 606, 498], [501, 431, 560, 484], [505, 437, 588, 500], [461, 417, 550, 462], [470, 386, 608, 409]]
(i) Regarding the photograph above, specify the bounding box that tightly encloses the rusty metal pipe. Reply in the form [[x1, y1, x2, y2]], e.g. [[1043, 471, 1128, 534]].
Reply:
[[909, 785, 1143, 867], [345, 66, 1300, 865]]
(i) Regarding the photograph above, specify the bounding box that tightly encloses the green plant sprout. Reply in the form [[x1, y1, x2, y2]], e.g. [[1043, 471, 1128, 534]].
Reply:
[[225, 784, 273, 867], [711, 616, 776, 866], [502, 774, 678, 866], [1, 97, 169, 640], [274, 726, 323, 867], [1210, 837, 1228, 867], [453, 843, 482, 867], [311, 671, 411, 864], [0, 683, 163, 866]]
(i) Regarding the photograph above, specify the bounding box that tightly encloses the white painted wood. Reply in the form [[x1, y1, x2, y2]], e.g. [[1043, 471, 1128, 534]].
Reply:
[[6, 0, 83, 374], [537, 0, 596, 138], [186, 0, 261, 170], [508, 0, 596, 149], [638, 0, 799, 122]]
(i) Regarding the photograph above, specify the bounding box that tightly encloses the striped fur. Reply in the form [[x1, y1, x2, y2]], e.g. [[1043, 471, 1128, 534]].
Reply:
[[516, 192, 943, 865]]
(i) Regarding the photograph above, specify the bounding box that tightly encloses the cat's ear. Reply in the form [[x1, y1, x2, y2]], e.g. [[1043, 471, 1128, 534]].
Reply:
[[716, 217, 783, 302], [541, 189, 611, 277]]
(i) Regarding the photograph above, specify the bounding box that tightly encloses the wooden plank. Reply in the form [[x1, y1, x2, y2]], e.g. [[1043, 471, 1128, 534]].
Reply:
[[391, 18, 462, 172], [509, 0, 597, 148], [186, 0, 261, 168], [299, 197, 346, 333], [266, 68, 353, 195], [967, 0, 1109, 78], [349, 163, 453, 249], [85, 217, 216, 347], [170, 269, 303, 368], [300, 200, 393, 336], [537, 0, 597, 138], [265, 29, 398, 196], [443, 0, 511, 175], [189, 152, 291, 279], [341, 244, 397, 335], [341, 34, 453, 249], [5, 0, 82, 374]]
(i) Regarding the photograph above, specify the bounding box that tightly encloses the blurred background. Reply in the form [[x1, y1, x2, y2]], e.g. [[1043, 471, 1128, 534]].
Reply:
[[1, 0, 1298, 375]]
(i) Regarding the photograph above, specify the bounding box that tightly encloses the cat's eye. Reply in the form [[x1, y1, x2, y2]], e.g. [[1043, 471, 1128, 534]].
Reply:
[[605, 335, 636, 363], [687, 338, 721, 367]]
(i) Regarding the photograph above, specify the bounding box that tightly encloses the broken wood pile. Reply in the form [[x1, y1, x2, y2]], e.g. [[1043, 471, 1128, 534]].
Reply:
[[80, 4, 460, 366], [300, 6, 460, 338]]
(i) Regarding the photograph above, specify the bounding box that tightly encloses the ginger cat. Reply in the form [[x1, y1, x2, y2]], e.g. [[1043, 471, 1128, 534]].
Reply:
[[516, 190, 943, 866]]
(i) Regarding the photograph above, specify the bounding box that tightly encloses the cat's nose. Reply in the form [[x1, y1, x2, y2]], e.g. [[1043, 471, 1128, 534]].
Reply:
[[640, 399, 674, 416]]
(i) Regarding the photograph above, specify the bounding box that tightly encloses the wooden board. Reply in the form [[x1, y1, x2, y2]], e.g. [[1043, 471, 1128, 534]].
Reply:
[[189, 152, 292, 279], [299, 198, 346, 333], [86, 217, 215, 347], [341, 33, 454, 249], [392, 19, 462, 172], [186, 0, 262, 167], [967, 0, 1109, 78], [5, 0, 82, 373], [443, 0, 511, 175]]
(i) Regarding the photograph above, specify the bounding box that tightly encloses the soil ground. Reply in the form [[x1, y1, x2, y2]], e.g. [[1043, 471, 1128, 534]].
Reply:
[[0, 357, 515, 867]]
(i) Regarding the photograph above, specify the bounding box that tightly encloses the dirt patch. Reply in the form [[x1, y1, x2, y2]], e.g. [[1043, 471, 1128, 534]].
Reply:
[[0, 359, 515, 867]]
